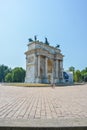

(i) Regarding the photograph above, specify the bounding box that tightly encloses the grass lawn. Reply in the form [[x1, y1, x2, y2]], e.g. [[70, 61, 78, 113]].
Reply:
[[2, 83, 50, 87]]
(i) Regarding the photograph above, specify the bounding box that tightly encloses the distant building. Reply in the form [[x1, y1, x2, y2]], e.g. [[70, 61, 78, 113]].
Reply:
[[63, 71, 73, 84], [25, 40, 64, 83]]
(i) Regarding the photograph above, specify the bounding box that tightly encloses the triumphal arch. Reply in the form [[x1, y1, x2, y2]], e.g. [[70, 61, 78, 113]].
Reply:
[[25, 39, 64, 83]]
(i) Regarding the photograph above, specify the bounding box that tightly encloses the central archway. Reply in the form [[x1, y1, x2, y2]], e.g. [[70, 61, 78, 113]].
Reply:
[[47, 59, 53, 83]]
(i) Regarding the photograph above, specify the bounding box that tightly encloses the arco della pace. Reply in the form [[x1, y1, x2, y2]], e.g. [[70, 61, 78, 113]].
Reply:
[[25, 37, 73, 84]]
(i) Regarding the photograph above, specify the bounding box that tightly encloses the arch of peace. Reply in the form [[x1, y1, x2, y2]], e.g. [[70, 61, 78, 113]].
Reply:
[[25, 40, 64, 84]]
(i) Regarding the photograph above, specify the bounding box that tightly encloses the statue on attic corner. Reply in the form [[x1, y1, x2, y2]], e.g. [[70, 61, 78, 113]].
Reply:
[[45, 37, 49, 45], [55, 44, 60, 48], [34, 35, 37, 42], [28, 38, 33, 42]]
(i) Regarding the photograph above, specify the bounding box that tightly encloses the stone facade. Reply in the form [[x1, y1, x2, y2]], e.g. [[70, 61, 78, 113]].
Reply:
[[25, 41, 64, 83]]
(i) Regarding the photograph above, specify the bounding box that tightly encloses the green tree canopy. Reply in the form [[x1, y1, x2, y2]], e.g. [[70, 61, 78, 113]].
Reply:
[[83, 72, 87, 82], [68, 66, 87, 83], [69, 66, 75, 72], [0, 64, 11, 82], [68, 66, 75, 81], [74, 70, 81, 82], [81, 67, 87, 82], [12, 67, 25, 82], [5, 73, 12, 82]]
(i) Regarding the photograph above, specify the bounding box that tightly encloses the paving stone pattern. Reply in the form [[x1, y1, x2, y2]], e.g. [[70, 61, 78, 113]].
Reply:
[[0, 84, 87, 120]]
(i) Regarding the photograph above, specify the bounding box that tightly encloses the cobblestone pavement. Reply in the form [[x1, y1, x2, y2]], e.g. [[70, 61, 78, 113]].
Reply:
[[0, 84, 87, 126]]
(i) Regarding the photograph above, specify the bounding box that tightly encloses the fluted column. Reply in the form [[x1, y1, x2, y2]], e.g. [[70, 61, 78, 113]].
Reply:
[[60, 60, 63, 79], [38, 55, 40, 77], [56, 60, 58, 78], [61, 60, 63, 78], [45, 57, 48, 78], [52, 59, 55, 84], [35, 55, 38, 78]]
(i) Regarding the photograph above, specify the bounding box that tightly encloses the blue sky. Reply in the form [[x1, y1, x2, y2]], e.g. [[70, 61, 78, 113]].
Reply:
[[0, 0, 87, 70]]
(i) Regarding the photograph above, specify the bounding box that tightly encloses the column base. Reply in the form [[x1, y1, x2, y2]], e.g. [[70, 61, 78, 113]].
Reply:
[[54, 78, 65, 84], [35, 77, 41, 83], [54, 78, 59, 84], [42, 78, 49, 83], [59, 78, 64, 83]]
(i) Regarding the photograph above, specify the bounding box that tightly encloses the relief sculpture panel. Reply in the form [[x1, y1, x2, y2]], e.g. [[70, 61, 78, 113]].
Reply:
[[28, 56, 34, 63]]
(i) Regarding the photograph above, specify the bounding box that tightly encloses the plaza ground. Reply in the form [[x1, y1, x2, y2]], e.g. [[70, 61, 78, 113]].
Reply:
[[0, 83, 87, 127]]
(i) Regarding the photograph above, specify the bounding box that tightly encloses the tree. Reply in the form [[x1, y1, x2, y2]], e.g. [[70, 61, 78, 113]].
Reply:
[[85, 67, 87, 72], [5, 73, 12, 82], [12, 67, 25, 82], [5, 67, 26, 83], [81, 67, 87, 82], [84, 72, 87, 82], [69, 66, 75, 72], [0, 64, 11, 82], [74, 70, 81, 82], [68, 66, 75, 81]]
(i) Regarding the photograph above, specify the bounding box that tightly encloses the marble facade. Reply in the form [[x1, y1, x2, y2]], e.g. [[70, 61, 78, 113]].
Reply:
[[25, 41, 64, 83]]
